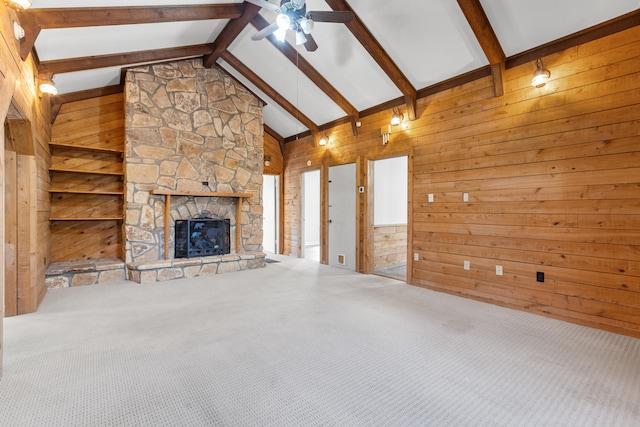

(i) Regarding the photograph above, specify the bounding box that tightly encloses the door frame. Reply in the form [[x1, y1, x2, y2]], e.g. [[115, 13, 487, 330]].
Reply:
[[363, 149, 414, 283]]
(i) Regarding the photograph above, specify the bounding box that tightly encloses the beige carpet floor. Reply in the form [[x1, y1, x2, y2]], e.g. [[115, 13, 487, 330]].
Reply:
[[1, 255, 638, 426]]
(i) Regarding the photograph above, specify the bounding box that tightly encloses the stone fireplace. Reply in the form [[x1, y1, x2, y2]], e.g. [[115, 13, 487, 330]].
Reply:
[[123, 58, 265, 283]]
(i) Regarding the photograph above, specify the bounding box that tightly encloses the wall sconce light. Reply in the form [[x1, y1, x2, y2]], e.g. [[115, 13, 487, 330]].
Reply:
[[4, 0, 32, 11], [13, 21, 25, 40], [318, 134, 328, 146], [390, 107, 404, 126], [531, 58, 551, 88], [381, 125, 391, 145], [264, 155, 272, 167], [38, 77, 58, 96]]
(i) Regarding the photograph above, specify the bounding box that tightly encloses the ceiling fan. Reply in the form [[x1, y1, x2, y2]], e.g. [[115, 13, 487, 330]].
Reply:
[[246, 0, 354, 51]]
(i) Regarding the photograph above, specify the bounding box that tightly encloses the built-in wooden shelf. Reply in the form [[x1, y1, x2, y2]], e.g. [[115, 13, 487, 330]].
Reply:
[[49, 143, 124, 155], [49, 167, 124, 176], [50, 216, 123, 221], [151, 189, 253, 259], [49, 189, 124, 195]]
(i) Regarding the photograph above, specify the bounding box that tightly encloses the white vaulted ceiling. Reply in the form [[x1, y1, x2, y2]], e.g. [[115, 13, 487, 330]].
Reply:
[[26, 0, 640, 139]]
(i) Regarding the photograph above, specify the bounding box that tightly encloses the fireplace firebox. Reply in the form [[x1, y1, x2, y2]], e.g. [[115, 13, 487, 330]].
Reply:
[[175, 218, 231, 258]]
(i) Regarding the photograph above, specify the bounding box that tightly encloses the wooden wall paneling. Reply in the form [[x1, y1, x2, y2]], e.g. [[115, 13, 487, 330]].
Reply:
[[282, 26, 640, 337], [263, 131, 284, 175], [406, 147, 414, 285], [3, 148, 17, 317], [50, 220, 122, 262], [50, 172, 124, 194], [17, 154, 38, 314], [320, 164, 328, 265], [364, 158, 374, 273]]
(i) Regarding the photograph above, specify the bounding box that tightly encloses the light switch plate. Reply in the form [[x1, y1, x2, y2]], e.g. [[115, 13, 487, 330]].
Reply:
[[413, 253, 419, 261], [496, 265, 503, 276], [464, 260, 470, 270], [463, 192, 469, 202], [428, 194, 434, 203]]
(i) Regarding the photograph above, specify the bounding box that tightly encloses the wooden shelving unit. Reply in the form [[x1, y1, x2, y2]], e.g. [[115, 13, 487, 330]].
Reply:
[[49, 216, 123, 221], [151, 189, 253, 259], [49, 142, 124, 155], [49, 167, 124, 176]]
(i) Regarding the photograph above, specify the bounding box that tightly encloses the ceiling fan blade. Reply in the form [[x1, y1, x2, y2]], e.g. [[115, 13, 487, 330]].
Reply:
[[307, 10, 354, 23], [244, 0, 280, 13], [303, 33, 318, 52], [252, 22, 278, 41]]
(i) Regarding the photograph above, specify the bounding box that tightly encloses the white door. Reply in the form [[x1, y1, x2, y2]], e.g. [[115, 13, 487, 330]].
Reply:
[[328, 163, 356, 270], [262, 175, 279, 253]]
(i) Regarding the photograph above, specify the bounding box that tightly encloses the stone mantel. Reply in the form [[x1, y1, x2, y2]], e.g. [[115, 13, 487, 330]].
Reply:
[[150, 189, 253, 260]]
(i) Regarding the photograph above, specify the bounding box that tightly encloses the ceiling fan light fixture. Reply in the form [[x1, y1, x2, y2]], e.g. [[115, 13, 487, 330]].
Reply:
[[390, 107, 404, 126], [531, 58, 551, 88], [295, 30, 307, 46], [276, 13, 291, 30], [274, 27, 287, 42], [300, 18, 314, 34], [4, 0, 31, 11], [291, 0, 306, 10]]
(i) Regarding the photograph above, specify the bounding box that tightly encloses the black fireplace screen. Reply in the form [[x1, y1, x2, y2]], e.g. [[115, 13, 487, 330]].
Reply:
[[175, 218, 231, 258]]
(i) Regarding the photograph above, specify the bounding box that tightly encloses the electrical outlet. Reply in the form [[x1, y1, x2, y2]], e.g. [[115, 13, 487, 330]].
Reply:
[[496, 265, 503, 276], [536, 271, 545, 283], [464, 260, 470, 270], [463, 192, 469, 202], [413, 253, 419, 261], [428, 194, 434, 203]]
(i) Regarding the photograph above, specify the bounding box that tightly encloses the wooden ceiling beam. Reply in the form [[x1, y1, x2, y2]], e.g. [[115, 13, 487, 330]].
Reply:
[[456, 0, 506, 96], [324, 0, 417, 121], [219, 50, 319, 136], [18, 4, 243, 61], [22, 4, 243, 28], [203, 3, 262, 68], [39, 44, 213, 75], [251, 14, 359, 136]]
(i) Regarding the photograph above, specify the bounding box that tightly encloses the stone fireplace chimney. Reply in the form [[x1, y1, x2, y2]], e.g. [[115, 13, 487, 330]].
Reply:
[[123, 59, 265, 282]]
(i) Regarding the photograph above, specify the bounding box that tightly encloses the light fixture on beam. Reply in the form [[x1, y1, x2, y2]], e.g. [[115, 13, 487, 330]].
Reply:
[[318, 134, 328, 146], [264, 155, 272, 167], [4, 0, 31, 11], [13, 21, 25, 40], [38, 77, 58, 96], [531, 58, 551, 88], [390, 107, 404, 126]]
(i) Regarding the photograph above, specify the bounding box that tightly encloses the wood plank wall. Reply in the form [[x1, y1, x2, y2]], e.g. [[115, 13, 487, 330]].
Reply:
[[283, 26, 640, 338], [373, 225, 407, 270], [0, 3, 51, 342], [49, 94, 125, 262]]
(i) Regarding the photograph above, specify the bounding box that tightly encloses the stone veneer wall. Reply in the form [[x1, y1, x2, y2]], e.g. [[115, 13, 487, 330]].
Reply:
[[124, 58, 265, 279]]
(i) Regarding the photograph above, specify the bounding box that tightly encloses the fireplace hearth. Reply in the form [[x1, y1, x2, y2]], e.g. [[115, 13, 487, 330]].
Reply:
[[175, 218, 231, 258]]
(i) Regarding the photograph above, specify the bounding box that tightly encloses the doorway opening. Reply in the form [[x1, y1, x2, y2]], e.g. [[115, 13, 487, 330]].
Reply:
[[371, 156, 408, 281], [262, 175, 280, 254], [301, 170, 320, 262]]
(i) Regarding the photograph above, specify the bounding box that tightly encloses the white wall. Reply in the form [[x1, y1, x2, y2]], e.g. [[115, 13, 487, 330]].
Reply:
[[374, 156, 408, 225]]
